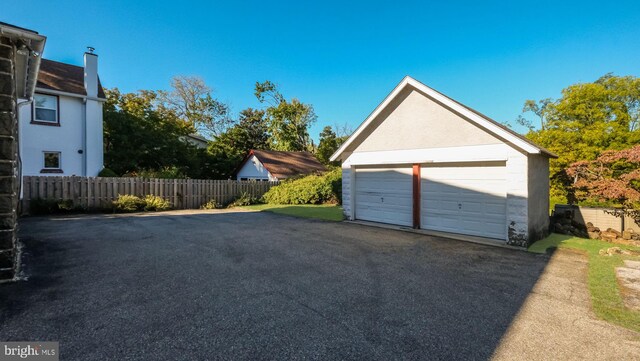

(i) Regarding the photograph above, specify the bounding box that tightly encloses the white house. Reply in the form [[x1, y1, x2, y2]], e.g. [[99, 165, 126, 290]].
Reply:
[[331, 76, 557, 247], [17, 51, 105, 177], [235, 149, 326, 181]]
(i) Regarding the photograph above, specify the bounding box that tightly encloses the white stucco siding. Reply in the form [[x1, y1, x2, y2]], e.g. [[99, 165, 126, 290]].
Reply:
[[236, 155, 276, 181], [85, 99, 103, 176], [527, 154, 550, 240], [341, 167, 352, 219], [19, 95, 87, 176], [505, 149, 530, 245], [351, 89, 501, 153]]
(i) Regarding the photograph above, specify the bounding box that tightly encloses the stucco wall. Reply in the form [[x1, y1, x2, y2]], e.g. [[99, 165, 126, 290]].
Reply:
[[527, 154, 550, 242], [350, 88, 501, 153], [341, 167, 351, 219], [236, 155, 275, 181], [18, 93, 103, 176]]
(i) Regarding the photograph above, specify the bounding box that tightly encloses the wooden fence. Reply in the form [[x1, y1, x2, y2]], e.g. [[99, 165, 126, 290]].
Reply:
[[21, 176, 278, 213]]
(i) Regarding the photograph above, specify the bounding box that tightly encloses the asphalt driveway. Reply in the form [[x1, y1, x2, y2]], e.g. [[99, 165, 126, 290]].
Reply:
[[2, 210, 550, 360]]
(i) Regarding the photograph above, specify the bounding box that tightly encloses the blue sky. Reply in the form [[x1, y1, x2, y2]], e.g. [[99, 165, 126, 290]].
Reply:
[[5, 1, 640, 140]]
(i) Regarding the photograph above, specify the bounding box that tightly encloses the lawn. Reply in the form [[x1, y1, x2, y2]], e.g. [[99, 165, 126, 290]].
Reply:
[[242, 204, 344, 222], [529, 233, 640, 333]]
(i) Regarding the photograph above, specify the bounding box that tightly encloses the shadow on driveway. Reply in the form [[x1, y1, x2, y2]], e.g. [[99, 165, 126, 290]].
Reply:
[[1, 211, 550, 360]]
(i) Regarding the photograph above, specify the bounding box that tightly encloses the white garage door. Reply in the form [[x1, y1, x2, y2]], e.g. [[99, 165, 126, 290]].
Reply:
[[421, 163, 507, 239], [355, 166, 413, 227]]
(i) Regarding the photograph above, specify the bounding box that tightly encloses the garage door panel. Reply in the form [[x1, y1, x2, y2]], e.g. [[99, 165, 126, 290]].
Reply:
[[355, 167, 413, 227], [421, 165, 507, 240]]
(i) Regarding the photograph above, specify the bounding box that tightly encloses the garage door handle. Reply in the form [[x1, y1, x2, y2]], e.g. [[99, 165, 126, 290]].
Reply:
[[381, 197, 384, 203], [458, 203, 462, 209]]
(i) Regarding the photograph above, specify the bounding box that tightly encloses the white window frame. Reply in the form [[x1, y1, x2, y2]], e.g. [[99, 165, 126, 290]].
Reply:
[[43, 151, 62, 170], [32, 93, 59, 124]]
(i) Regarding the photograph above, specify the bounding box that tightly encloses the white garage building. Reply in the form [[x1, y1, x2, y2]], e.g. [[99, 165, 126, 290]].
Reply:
[[330, 76, 557, 247]]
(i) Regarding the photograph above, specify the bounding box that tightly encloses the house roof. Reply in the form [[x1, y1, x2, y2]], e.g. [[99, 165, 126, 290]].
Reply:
[[238, 150, 327, 179], [36, 58, 106, 99], [330, 76, 557, 162]]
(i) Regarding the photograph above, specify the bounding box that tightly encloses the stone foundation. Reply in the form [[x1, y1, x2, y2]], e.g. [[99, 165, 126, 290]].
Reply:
[[0, 37, 18, 282]]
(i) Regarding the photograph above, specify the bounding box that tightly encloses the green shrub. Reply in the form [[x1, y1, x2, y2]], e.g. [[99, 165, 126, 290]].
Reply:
[[144, 195, 171, 211], [227, 192, 260, 208], [262, 168, 342, 205], [200, 199, 221, 209], [98, 168, 118, 177], [29, 198, 82, 215], [113, 194, 146, 212]]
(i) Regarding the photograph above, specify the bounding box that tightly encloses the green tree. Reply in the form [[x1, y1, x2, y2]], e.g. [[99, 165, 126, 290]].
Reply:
[[206, 108, 271, 179], [158, 76, 232, 138], [316, 126, 344, 165], [103, 88, 216, 178], [518, 74, 640, 201], [254, 80, 316, 151]]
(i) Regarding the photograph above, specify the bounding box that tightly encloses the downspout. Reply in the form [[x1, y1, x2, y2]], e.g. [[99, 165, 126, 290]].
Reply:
[[82, 99, 87, 176]]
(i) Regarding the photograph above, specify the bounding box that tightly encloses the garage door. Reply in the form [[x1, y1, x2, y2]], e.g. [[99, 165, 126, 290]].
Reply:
[[421, 163, 506, 239], [355, 166, 413, 227]]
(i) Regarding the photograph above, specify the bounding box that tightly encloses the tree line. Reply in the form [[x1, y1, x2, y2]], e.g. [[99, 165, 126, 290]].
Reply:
[[103, 77, 348, 179]]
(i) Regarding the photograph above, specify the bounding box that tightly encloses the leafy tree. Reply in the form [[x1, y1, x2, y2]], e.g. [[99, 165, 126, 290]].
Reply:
[[518, 74, 640, 201], [103, 88, 216, 178], [206, 108, 271, 179], [316, 126, 348, 165], [566, 145, 640, 211], [254, 80, 316, 151], [158, 76, 233, 138]]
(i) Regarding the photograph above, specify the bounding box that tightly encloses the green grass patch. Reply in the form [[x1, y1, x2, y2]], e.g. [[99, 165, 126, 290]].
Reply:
[[529, 233, 640, 333], [242, 204, 344, 222]]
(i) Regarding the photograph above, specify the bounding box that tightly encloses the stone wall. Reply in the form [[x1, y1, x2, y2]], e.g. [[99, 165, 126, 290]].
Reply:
[[0, 37, 18, 282]]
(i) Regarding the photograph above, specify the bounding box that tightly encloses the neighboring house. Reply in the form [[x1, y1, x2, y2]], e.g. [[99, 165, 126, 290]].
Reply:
[[330, 76, 557, 246], [0, 22, 46, 281], [184, 133, 209, 149], [17, 51, 106, 176], [235, 149, 326, 181]]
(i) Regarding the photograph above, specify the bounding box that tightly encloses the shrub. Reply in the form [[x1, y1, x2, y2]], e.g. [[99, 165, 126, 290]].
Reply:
[[262, 168, 342, 205], [227, 192, 260, 208], [200, 199, 221, 209], [112, 194, 146, 212], [144, 195, 171, 211], [98, 168, 118, 177], [29, 198, 81, 215]]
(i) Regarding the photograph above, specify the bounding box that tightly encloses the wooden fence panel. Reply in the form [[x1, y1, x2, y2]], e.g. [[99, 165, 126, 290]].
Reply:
[[21, 176, 279, 214]]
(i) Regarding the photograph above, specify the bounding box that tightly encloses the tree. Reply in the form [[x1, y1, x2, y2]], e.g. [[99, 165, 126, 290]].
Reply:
[[566, 145, 640, 211], [254, 81, 316, 151], [205, 108, 271, 179], [518, 74, 640, 201], [103, 88, 216, 178], [316, 126, 348, 165], [159, 76, 233, 138]]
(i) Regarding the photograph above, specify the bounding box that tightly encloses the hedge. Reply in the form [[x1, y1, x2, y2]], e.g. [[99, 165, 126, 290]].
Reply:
[[262, 168, 341, 205]]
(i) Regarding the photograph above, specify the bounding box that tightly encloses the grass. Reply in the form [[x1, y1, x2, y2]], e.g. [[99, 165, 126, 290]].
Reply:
[[242, 204, 344, 222], [529, 233, 640, 333]]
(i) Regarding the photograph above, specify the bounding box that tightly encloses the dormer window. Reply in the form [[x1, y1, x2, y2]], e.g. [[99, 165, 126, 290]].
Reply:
[[32, 93, 59, 125]]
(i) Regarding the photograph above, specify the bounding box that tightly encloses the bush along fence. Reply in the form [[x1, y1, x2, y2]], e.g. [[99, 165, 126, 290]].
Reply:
[[21, 176, 278, 214]]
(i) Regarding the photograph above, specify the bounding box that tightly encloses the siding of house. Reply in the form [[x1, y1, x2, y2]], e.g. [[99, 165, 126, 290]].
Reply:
[[527, 154, 550, 240], [236, 155, 276, 181], [18, 94, 103, 176], [349, 88, 502, 153]]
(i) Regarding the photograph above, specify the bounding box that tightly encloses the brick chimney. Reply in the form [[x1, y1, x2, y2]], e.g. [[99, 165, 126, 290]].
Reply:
[[83, 47, 98, 98]]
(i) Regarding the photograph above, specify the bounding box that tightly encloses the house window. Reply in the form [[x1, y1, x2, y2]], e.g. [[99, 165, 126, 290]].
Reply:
[[42, 151, 62, 173], [33, 93, 59, 124]]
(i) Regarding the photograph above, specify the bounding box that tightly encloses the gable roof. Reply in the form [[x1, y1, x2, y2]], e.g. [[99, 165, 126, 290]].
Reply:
[[330, 76, 557, 161], [238, 150, 327, 179], [36, 58, 106, 99]]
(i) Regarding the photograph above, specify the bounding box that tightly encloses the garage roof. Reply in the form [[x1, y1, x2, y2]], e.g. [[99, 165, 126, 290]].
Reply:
[[236, 150, 327, 179], [330, 76, 557, 162]]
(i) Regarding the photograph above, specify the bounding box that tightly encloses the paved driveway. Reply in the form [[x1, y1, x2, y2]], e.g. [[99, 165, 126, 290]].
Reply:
[[0, 210, 632, 360]]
